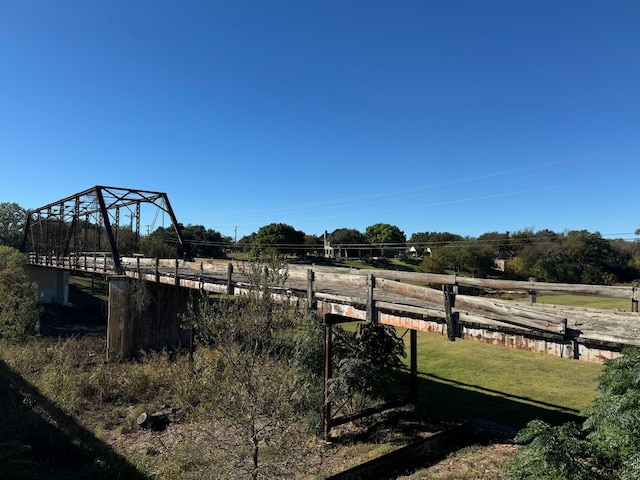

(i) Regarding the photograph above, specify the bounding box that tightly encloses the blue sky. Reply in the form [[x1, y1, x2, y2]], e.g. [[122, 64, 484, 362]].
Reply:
[[1, 1, 639, 241]]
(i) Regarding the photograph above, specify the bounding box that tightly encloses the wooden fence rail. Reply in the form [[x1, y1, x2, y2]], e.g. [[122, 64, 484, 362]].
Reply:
[[28, 256, 640, 357]]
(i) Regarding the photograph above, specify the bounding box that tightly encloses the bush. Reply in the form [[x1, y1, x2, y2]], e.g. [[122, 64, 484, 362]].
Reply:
[[507, 347, 640, 480], [0, 246, 40, 342]]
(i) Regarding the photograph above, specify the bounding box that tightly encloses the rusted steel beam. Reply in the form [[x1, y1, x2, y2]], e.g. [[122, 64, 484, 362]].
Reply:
[[95, 188, 122, 274], [323, 319, 332, 441], [23, 186, 191, 271]]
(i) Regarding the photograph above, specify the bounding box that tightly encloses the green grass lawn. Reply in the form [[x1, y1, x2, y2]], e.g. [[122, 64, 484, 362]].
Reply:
[[520, 294, 632, 311], [406, 329, 602, 428], [69, 273, 109, 303], [342, 320, 602, 429]]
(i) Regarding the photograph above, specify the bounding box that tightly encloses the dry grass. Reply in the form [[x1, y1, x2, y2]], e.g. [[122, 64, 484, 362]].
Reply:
[[1, 322, 601, 478], [398, 443, 519, 480], [0, 336, 401, 479]]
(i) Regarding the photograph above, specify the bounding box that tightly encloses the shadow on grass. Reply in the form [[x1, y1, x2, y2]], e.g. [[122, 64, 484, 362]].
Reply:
[[329, 365, 582, 447], [0, 358, 146, 480], [401, 369, 584, 435]]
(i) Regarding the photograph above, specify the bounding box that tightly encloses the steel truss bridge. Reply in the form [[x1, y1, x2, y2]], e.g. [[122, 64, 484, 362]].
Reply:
[[21, 186, 640, 367], [21, 186, 193, 273]]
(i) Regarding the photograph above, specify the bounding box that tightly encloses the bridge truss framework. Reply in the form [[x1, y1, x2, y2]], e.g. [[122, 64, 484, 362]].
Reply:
[[21, 186, 192, 273]]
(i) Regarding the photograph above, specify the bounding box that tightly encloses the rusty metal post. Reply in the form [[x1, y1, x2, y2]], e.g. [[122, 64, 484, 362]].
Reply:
[[307, 268, 315, 310], [632, 281, 639, 313], [155, 257, 160, 284], [323, 318, 333, 441], [174, 259, 180, 287], [410, 329, 417, 404], [227, 262, 234, 295], [443, 284, 456, 341]]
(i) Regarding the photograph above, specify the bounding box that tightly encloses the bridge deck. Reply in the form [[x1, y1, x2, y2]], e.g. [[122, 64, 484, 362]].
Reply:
[[116, 258, 640, 350], [29, 256, 640, 361]]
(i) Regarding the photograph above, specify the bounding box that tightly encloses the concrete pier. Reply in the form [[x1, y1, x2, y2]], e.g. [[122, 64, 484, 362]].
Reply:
[[107, 276, 192, 361]]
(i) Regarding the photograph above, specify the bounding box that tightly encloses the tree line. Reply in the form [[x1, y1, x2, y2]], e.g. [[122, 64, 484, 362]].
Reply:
[[2, 201, 639, 285], [143, 222, 640, 285]]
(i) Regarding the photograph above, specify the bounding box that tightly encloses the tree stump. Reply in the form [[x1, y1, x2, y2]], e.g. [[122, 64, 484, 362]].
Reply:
[[137, 405, 183, 431]]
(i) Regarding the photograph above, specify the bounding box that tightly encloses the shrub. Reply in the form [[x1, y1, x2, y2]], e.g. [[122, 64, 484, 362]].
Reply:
[[507, 347, 640, 480], [0, 246, 40, 342]]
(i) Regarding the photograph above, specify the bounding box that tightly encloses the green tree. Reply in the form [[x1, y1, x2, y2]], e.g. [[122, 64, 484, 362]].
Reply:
[[506, 231, 564, 281], [251, 223, 305, 257], [139, 228, 176, 258], [415, 232, 464, 273], [181, 224, 232, 258], [456, 241, 498, 277], [183, 253, 308, 479], [329, 228, 369, 258], [364, 223, 406, 257], [291, 318, 408, 434], [330, 228, 367, 245], [608, 238, 638, 283], [418, 247, 449, 273], [328, 323, 406, 417], [0, 246, 40, 342], [478, 231, 513, 257], [291, 316, 326, 434], [561, 230, 616, 284], [507, 347, 640, 480], [632, 229, 640, 272], [409, 231, 463, 247], [0, 203, 26, 249], [409, 231, 463, 257], [139, 224, 230, 259], [303, 233, 323, 258], [236, 232, 257, 253], [418, 236, 496, 277]]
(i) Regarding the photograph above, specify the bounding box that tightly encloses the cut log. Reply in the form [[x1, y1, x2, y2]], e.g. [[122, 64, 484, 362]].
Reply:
[[137, 405, 183, 431]]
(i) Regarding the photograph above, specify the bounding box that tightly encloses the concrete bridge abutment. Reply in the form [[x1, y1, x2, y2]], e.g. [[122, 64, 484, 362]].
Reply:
[[107, 276, 193, 361], [27, 265, 69, 305]]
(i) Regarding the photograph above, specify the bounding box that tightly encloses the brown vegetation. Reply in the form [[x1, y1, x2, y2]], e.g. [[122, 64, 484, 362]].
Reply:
[[0, 335, 521, 479]]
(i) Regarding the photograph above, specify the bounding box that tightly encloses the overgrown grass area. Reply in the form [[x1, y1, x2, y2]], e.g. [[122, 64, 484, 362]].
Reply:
[[0, 273, 606, 479], [0, 334, 600, 479], [0, 337, 338, 479], [0, 326, 604, 479]]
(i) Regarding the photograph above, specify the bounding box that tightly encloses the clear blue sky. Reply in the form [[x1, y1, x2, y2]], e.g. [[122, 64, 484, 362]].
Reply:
[[1, 1, 639, 242]]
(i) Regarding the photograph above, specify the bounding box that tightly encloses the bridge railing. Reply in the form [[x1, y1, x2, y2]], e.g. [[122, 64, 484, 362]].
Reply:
[[27, 252, 117, 273]]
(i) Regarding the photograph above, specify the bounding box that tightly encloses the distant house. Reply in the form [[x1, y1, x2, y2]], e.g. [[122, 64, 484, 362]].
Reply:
[[494, 249, 514, 272], [322, 230, 372, 259], [407, 246, 431, 258]]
